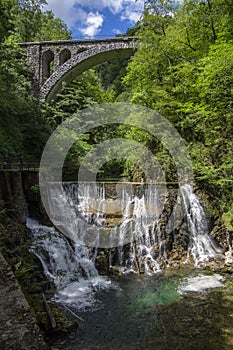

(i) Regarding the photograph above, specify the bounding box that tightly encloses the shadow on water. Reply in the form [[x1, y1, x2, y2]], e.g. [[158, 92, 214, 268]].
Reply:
[[48, 269, 233, 350]]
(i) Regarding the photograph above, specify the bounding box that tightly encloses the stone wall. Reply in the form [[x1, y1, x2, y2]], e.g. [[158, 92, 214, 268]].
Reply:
[[0, 252, 47, 350]]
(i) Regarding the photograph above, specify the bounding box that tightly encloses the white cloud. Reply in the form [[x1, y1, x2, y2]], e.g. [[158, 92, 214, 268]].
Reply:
[[104, 0, 124, 14], [66, 0, 124, 14], [112, 28, 122, 35], [44, 0, 86, 28], [45, 0, 144, 36], [78, 0, 143, 18], [120, 0, 144, 22], [79, 12, 104, 37]]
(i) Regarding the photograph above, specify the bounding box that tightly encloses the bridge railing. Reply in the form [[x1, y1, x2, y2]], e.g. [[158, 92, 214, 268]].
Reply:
[[0, 160, 40, 172], [0, 161, 79, 172]]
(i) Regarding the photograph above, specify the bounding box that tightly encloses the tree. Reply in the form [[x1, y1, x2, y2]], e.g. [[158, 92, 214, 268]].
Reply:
[[0, 0, 17, 42], [0, 0, 72, 162], [34, 10, 71, 41], [121, 0, 233, 216]]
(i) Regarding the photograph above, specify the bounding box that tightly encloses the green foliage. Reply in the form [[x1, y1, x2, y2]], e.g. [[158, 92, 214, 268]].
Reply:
[[49, 69, 107, 122], [46, 70, 111, 178], [0, 0, 232, 220], [12, 0, 71, 42], [222, 207, 233, 231], [30, 184, 40, 193], [96, 58, 130, 96], [121, 0, 233, 213], [0, 0, 72, 162], [0, 0, 16, 42], [33, 10, 71, 41], [14, 259, 34, 278]]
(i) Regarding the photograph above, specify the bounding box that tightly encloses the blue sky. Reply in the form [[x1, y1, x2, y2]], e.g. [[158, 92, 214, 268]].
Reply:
[[44, 0, 144, 38]]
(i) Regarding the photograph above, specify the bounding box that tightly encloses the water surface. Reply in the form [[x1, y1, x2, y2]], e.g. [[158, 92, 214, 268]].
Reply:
[[49, 269, 233, 350]]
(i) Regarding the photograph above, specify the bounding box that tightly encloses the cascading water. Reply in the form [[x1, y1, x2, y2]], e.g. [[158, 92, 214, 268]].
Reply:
[[28, 182, 219, 309], [27, 218, 112, 309], [116, 188, 163, 274], [55, 182, 166, 274], [180, 184, 217, 265]]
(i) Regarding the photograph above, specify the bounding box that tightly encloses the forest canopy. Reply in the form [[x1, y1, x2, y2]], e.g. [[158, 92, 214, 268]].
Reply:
[[0, 0, 232, 223]]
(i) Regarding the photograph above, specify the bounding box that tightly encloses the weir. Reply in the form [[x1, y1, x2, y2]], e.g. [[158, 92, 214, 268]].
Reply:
[[28, 182, 221, 309]]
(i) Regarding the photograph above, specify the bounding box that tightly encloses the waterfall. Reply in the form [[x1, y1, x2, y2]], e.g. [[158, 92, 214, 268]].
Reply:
[[27, 182, 220, 308], [49, 182, 166, 274], [27, 218, 112, 309], [180, 184, 217, 265], [116, 190, 162, 274]]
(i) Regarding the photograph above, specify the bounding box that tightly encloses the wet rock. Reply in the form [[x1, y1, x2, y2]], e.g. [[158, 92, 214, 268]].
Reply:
[[95, 251, 110, 275], [220, 265, 233, 274], [109, 266, 123, 276], [214, 253, 226, 261], [210, 219, 232, 250]]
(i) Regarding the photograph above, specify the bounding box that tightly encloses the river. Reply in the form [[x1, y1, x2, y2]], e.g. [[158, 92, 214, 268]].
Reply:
[[27, 182, 233, 349], [48, 269, 233, 350]]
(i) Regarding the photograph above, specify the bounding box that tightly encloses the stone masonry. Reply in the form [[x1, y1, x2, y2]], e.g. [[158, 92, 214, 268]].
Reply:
[[0, 253, 47, 350], [20, 37, 137, 101]]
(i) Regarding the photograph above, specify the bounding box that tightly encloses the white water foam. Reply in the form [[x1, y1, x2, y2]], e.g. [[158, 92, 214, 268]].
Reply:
[[178, 274, 224, 294], [27, 217, 114, 310]]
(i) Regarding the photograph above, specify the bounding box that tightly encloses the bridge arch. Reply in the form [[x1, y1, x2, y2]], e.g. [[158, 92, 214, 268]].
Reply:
[[59, 48, 71, 65], [42, 49, 54, 82], [39, 41, 136, 102]]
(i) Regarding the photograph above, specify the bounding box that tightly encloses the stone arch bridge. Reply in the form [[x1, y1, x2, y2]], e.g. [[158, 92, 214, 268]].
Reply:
[[20, 37, 137, 102]]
